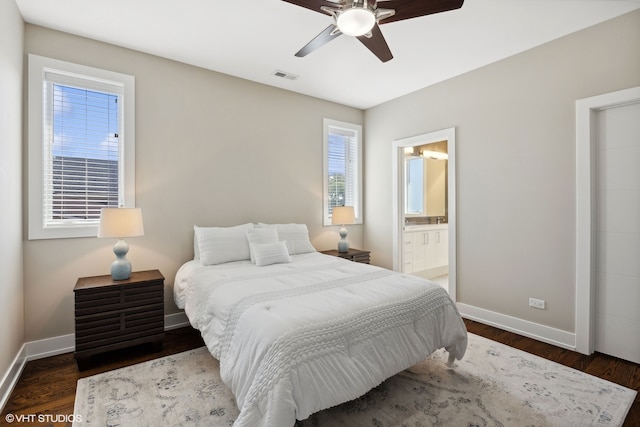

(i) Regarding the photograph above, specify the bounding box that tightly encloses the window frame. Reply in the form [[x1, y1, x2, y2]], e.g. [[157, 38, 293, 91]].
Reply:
[[322, 118, 363, 226], [28, 54, 136, 240]]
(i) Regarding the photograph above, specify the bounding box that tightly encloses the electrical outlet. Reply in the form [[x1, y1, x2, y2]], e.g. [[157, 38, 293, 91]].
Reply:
[[529, 298, 546, 309]]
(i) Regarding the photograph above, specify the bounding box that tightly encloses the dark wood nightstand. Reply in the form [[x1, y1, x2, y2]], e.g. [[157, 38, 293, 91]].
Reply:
[[321, 248, 371, 264], [74, 270, 165, 370]]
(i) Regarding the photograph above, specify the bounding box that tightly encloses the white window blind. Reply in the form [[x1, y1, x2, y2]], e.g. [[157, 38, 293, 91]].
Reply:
[[323, 119, 363, 226], [43, 80, 122, 225], [28, 54, 135, 240], [327, 128, 357, 213]]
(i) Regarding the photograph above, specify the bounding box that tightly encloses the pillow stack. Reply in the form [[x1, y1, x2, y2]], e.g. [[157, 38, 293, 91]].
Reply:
[[194, 223, 316, 267]]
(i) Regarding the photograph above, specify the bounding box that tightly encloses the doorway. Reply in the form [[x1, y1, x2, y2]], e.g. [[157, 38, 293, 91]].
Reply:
[[392, 127, 456, 301], [576, 86, 640, 359], [593, 101, 640, 363]]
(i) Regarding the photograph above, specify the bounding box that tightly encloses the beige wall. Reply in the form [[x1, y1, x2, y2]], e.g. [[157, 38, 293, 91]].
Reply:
[[0, 0, 25, 390], [364, 10, 640, 333], [23, 25, 363, 341], [16, 8, 640, 345]]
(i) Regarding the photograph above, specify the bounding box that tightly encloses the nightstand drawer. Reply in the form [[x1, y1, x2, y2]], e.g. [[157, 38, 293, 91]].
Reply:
[[75, 305, 164, 338], [351, 252, 371, 263], [75, 313, 164, 351], [75, 282, 163, 316]]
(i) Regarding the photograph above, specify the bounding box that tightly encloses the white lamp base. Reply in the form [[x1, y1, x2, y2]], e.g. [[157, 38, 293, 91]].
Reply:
[[111, 239, 132, 280], [338, 226, 349, 253]]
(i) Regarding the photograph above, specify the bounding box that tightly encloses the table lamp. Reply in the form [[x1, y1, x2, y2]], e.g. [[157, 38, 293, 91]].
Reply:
[[98, 207, 144, 280], [331, 206, 355, 253]]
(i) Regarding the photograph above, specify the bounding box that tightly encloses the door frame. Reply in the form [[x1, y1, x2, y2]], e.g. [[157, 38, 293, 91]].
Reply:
[[392, 127, 457, 301], [575, 86, 640, 354]]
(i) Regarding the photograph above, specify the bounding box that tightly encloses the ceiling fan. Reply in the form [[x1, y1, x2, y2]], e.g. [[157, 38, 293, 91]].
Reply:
[[282, 0, 464, 62]]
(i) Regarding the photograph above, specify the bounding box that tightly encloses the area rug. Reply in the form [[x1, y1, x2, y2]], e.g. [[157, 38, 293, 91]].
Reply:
[[73, 333, 636, 427]]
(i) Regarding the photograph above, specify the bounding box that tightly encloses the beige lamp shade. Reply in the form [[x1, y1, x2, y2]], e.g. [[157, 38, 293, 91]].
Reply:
[[331, 206, 355, 225], [98, 208, 144, 238]]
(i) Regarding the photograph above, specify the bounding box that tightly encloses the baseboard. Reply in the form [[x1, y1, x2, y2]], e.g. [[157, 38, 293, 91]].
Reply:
[[164, 311, 190, 331], [0, 312, 192, 413], [0, 344, 26, 414], [25, 333, 76, 361], [457, 303, 576, 351]]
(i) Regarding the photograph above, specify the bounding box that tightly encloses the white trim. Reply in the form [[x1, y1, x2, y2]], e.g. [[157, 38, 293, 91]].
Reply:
[[164, 312, 190, 331], [0, 345, 26, 413], [575, 86, 640, 355], [27, 54, 136, 240], [0, 312, 190, 412], [457, 303, 576, 351], [323, 118, 364, 226], [392, 127, 457, 301], [24, 333, 75, 361]]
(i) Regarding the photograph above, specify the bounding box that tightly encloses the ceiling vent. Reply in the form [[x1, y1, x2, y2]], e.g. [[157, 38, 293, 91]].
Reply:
[[273, 70, 299, 81]]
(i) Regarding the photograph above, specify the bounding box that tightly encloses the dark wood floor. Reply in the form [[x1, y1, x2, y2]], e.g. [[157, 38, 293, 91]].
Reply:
[[1, 320, 638, 426]]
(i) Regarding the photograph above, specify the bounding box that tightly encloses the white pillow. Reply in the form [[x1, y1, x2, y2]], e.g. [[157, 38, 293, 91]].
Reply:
[[194, 224, 254, 265], [246, 228, 279, 263], [253, 241, 292, 267], [257, 223, 316, 255]]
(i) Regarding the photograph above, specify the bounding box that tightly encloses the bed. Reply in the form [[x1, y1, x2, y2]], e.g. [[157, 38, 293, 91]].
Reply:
[[174, 223, 468, 427]]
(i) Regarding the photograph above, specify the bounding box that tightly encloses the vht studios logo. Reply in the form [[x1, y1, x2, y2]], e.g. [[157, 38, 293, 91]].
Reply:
[[5, 413, 83, 423]]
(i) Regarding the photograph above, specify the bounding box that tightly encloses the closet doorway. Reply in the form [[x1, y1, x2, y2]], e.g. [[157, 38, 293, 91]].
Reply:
[[392, 128, 457, 301], [576, 86, 640, 360]]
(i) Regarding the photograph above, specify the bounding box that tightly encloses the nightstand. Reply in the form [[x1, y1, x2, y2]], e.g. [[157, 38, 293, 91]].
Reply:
[[74, 270, 165, 370], [321, 248, 371, 264]]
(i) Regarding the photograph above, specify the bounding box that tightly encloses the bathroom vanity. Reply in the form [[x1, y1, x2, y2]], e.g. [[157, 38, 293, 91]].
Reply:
[[402, 223, 448, 277]]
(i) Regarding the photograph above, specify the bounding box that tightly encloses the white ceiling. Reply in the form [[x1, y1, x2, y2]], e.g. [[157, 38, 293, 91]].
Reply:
[[15, 0, 640, 109]]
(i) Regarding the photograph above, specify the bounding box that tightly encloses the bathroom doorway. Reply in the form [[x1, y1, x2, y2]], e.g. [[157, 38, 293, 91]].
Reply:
[[392, 128, 456, 300]]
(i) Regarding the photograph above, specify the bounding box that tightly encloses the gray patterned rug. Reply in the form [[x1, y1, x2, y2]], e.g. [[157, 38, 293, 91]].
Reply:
[[73, 333, 636, 427]]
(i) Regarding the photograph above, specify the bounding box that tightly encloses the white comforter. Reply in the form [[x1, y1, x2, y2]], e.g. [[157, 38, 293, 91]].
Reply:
[[174, 252, 467, 427]]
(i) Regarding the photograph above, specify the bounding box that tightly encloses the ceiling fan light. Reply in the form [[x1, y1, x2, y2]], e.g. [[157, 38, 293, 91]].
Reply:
[[336, 8, 376, 37]]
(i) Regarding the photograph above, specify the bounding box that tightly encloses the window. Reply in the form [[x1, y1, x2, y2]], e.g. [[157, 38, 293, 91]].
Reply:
[[323, 119, 363, 226], [405, 157, 424, 214], [28, 55, 135, 239]]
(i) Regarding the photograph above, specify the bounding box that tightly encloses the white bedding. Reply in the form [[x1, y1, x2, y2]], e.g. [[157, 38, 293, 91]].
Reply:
[[174, 252, 467, 427]]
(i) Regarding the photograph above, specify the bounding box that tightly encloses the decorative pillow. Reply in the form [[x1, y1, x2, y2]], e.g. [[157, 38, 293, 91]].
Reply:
[[257, 223, 316, 255], [252, 241, 292, 267], [194, 223, 254, 265], [246, 228, 279, 263]]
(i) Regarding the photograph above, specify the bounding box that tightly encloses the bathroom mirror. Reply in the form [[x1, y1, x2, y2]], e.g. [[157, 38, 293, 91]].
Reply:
[[403, 141, 448, 218]]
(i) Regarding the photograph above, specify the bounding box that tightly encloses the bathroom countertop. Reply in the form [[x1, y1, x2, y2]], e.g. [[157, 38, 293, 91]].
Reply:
[[403, 223, 448, 231]]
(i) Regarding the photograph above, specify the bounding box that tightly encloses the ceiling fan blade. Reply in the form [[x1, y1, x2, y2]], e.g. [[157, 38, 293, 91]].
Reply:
[[281, 0, 341, 15], [377, 0, 464, 24], [295, 25, 342, 57], [356, 24, 393, 62]]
